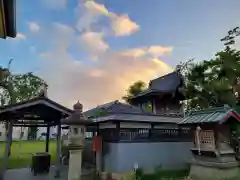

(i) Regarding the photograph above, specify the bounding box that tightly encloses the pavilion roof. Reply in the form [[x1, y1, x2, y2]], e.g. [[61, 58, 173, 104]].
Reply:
[[129, 71, 185, 102], [0, 96, 73, 125], [84, 100, 183, 124], [91, 113, 182, 124], [178, 105, 240, 125], [149, 71, 184, 92], [84, 100, 151, 118]]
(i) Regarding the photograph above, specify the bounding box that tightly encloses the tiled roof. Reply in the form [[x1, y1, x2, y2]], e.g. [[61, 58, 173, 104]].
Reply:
[[149, 71, 183, 92], [178, 105, 240, 124], [130, 71, 184, 99], [92, 113, 182, 124], [84, 100, 151, 118]]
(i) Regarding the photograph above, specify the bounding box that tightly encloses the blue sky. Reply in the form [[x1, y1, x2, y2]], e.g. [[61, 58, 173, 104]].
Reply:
[[0, 0, 240, 108], [1, 0, 240, 71]]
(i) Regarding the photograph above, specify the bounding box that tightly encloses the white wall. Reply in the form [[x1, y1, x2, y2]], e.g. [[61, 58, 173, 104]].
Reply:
[[0, 125, 69, 141], [103, 142, 193, 173], [0, 124, 29, 141]]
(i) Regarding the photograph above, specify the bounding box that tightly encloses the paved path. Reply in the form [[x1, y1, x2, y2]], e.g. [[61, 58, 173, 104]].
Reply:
[[4, 166, 68, 180]]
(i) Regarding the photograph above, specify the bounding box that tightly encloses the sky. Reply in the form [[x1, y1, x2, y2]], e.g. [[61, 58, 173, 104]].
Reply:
[[0, 0, 240, 110]]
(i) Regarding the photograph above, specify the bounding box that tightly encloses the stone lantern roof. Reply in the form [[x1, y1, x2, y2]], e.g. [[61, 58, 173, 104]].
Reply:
[[61, 101, 93, 125]]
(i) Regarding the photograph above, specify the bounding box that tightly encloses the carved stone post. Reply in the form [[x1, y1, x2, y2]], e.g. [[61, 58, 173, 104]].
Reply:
[[68, 125, 84, 180], [62, 101, 92, 180]]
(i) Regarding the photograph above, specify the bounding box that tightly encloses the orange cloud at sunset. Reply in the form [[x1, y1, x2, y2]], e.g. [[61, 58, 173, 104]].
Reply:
[[39, 1, 174, 110]]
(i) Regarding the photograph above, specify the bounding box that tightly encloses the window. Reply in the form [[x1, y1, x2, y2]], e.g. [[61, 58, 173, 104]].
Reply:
[[0, 132, 2, 137]]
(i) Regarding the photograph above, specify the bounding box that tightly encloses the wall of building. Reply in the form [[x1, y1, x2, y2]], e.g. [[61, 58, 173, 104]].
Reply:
[[0, 125, 28, 141], [153, 96, 183, 115], [103, 141, 192, 173], [0, 125, 68, 141]]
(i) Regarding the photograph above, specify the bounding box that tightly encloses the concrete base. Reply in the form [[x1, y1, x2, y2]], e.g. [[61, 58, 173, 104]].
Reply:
[[189, 160, 240, 180], [68, 149, 82, 180]]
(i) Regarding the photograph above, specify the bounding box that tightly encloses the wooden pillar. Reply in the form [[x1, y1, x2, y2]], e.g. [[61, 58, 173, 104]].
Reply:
[[95, 124, 102, 172], [149, 123, 154, 138], [55, 122, 62, 179], [0, 121, 13, 180], [45, 126, 50, 152], [116, 122, 120, 141], [152, 100, 156, 114]]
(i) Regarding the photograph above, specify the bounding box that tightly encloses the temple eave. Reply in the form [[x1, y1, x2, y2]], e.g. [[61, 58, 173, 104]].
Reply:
[[130, 91, 184, 104]]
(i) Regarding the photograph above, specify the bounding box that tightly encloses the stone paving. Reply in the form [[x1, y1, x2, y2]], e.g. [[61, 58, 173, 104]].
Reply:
[[4, 165, 94, 180], [4, 166, 68, 180]]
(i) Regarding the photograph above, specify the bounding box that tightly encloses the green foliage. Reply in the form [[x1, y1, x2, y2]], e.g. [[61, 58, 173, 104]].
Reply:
[[133, 168, 143, 180], [179, 46, 240, 111], [10, 72, 47, 102], [0, 141, 56, 169], [221, 26, 240, 46], [92, 109, 107, 117], [122, 81, 147, 104], [27, 126, 39, 140], [144, 103, 153, 112], [0, 60, 47, 142], [122, 27, 240, 112]]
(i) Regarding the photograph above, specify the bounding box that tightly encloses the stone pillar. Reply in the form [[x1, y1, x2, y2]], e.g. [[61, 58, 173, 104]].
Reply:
[[68, 148, 83, 180], [68, 130, 84, 180], [62, 101, 92, 180], [67, 115, 86, 180]]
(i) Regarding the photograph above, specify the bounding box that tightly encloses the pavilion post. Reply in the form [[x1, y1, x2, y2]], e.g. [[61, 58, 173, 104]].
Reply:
[[0, 121, 13, 180], [95, 125, 102, 172], [55, 122, 62, 179], [45, 126, 50, 152]]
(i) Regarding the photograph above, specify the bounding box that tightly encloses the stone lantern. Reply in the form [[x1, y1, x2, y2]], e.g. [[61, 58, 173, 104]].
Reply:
[[62, 101, 92, 180]]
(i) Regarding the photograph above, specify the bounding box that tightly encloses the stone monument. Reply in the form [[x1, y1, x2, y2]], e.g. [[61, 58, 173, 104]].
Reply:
[[62, 101, 92, 180]]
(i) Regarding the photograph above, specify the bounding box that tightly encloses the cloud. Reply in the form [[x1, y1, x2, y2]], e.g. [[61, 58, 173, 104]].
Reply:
[[84, 1, 109, 15], [76, 1, 110, 32], [28, 22, 40, 33], [111, 14, 139, 36], [39, 23, 173, 110], [122, 46, 173, 58], [147, 46, 173, 57], [49, 22, 75, 50], [40, 49, 173, 110], [15, 33, 26, 40], [76, 1, 139, 36], [36, 2, 173, 110], [78, 31, 109, 58], [42, 0, 67, 9]]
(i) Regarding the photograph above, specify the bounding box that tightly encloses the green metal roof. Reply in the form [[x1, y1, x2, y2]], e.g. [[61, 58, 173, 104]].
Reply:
[[178, 105, 234, 124]]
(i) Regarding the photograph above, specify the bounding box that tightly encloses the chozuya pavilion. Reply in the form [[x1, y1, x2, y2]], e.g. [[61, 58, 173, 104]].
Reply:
[[0, 85, 92, 180], [178, 104, 240, 180]]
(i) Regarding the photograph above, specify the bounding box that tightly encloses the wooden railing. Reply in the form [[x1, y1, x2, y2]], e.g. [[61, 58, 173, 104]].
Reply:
[[100, 127, 192, 142]]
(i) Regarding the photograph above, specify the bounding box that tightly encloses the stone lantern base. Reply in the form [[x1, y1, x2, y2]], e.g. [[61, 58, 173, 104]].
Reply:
[[68, 148, 83, 180]]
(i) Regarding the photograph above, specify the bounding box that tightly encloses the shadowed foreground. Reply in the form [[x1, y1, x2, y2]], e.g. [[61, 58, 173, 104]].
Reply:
[[4, 166, 95, 180], [4, 166, 68, 180]]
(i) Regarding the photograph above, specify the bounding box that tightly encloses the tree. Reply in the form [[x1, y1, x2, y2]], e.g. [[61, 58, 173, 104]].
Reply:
[[0, 60, 47, 179], [0, 60, 47, 152], [122, 81, 147, 104], [221, 26, 240, 46], [182, 46, 240, 111], [122, 27, 240, 112]]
